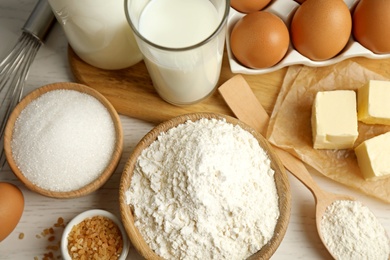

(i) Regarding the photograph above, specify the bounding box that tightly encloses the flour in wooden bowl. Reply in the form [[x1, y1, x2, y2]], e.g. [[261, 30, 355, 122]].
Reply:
[[125, 116, 281, 259]]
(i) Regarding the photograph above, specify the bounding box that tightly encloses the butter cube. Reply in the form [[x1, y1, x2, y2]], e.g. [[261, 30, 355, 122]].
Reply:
[[355, 132, 390, 180], [358, 80, 390, 125], [312, 90, 358, 149]]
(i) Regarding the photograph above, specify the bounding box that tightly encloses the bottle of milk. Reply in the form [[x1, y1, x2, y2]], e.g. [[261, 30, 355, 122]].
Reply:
[[48, 0, 143, 70]]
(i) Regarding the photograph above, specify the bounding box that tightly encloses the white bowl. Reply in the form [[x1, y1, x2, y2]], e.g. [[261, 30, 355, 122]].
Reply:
[[226, 0, 390, 74], [61, 209, 130, 260]]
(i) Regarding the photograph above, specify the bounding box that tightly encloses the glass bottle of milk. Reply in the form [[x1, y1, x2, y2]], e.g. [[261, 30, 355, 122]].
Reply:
[[48, 0, 143, 70]]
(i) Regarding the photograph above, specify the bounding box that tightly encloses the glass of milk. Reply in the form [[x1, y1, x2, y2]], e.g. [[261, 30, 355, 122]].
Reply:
[[48, 0, 143, 70], [125, 0, 230, 105]]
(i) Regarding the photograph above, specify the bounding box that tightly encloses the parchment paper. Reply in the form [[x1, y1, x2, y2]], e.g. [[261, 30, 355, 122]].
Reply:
[[267, 60, 390, 203]]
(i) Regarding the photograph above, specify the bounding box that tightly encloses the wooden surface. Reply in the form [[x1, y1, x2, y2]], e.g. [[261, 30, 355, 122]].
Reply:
[[68, 47, 286, 123], [1, 1, 389, 259], [69, 46, 390, 124]]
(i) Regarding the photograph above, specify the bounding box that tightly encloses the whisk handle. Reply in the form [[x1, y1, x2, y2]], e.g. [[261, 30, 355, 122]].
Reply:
[[22, 0, 55, 42]]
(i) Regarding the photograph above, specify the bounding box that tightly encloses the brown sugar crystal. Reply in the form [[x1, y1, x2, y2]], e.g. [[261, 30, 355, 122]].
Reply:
[[67, 216, 123, 260]]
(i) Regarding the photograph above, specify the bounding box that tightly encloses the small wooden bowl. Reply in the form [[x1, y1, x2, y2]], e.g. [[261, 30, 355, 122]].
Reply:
[[4, 82, 123, 199], [119, 112, 291, 259]]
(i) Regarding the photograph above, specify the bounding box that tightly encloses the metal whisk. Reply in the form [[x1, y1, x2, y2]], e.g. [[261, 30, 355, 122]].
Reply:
[[0, 0, 55, 169]]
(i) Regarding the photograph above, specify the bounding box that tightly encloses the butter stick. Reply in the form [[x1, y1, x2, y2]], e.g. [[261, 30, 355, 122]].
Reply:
[[355, 132, 390, 180], [358, 80, 390, 125], [312, 90, 358, 149]]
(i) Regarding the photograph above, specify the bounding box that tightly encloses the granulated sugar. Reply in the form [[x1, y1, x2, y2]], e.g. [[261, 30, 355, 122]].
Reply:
[[321, 200, 390, 260], [126, 118, 280, 259], [11, 89, 116, 192]]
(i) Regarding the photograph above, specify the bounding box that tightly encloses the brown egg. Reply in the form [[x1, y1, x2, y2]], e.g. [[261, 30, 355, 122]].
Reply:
[[231, 0, 271, 13], [353, 0, 390, 54], [0, 182, 24, 242], [230, 11, 290, 69], [290, 0, 352, 61]]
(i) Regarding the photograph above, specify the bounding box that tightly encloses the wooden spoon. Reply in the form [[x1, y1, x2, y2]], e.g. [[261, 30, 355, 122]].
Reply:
[[218, 74, 354, 257]]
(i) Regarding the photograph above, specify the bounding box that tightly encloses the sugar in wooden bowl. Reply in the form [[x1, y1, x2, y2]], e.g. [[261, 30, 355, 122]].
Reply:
[[4, 82, 123, 198]]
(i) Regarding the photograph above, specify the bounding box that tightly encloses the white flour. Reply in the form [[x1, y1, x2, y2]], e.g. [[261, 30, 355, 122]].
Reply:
[[126, 118, 279, 259], [321, 200, 390, 260]]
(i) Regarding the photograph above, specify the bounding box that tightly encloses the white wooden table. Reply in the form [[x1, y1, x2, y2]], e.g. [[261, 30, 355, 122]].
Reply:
[[0, 1, 388, 259]]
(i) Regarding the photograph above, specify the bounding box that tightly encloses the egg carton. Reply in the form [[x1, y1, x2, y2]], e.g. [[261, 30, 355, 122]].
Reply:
[[226, 0, 390, 75]]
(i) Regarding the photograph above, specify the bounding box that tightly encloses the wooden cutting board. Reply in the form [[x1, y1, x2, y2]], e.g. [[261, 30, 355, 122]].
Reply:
[[68, 46, 390, 123], [68, 47, 286, 123]]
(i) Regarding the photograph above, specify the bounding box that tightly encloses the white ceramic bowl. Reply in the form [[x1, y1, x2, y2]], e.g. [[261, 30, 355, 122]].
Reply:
[[61, 209, 130, 260], [226, 0, 390, 74]]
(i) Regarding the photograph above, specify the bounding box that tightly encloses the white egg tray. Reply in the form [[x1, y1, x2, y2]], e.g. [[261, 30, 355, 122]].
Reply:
[[226, 0, 390, 75]]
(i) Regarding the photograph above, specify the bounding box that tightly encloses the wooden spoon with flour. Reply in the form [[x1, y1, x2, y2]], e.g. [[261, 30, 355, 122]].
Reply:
[[218, 74, 359, 258]]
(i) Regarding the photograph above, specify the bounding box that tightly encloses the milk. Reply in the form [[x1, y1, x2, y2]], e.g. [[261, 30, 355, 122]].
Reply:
[[48, 0, 143, 70], [143, 52, 222, 104], [129, 0, 228, 105], [139, 0, 219, 48]]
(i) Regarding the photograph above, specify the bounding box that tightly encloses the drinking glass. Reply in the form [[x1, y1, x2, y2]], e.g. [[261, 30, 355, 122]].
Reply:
[[125, 0, 230, 105]]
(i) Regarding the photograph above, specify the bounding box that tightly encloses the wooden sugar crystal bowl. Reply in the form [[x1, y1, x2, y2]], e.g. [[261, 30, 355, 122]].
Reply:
[[4, 82, 123, 199], [119, 112, 291, 259]]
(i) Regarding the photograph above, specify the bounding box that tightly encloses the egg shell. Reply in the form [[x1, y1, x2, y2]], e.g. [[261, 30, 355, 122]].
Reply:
[[353, 0, 390, 54], [0, 182, 24, 242], [230, 11, 290, 69], [290, 0, 352, 61], [230, 0, 272, 13]]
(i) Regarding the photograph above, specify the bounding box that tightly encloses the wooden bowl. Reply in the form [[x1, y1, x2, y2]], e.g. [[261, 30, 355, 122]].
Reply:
[[4, 82, 123, 198], [119, 112, 291, 259]]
